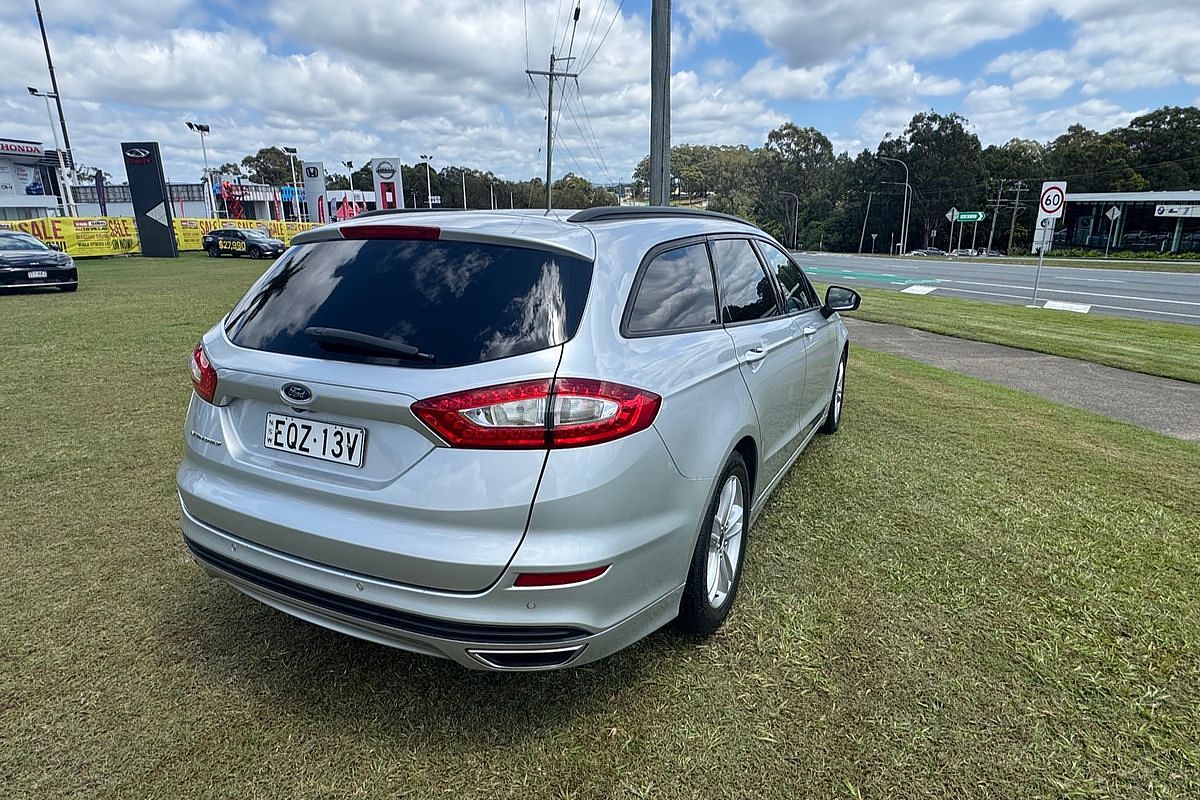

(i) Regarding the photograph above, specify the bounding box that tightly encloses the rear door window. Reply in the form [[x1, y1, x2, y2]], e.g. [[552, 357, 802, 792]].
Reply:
[[626, 243, 719, 335], [755, 240, 819, 311], [709, 238, 781, 324], [225, 238, 593, 369]]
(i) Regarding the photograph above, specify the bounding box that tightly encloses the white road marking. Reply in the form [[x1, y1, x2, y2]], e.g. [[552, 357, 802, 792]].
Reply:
[[949, 280, 1200, 307], [901, 285, 939, 295], [1043, 300, 1091, 313]]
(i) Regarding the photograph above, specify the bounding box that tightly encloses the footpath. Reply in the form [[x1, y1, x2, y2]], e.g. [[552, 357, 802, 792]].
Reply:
[[844, 318, 1200, 442]]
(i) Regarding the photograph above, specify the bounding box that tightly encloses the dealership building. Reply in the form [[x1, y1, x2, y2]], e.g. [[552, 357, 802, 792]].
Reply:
[[1060, 191, 1200, 254], [0, 137, 67, 220]]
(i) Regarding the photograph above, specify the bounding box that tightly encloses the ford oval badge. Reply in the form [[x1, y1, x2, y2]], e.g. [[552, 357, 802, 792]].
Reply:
[[281, 382, 313, 405]]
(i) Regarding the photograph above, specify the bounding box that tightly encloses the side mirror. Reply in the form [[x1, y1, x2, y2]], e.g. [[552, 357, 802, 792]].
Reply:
[[822, 285, 861, 316], [47, 242, 62, 252]]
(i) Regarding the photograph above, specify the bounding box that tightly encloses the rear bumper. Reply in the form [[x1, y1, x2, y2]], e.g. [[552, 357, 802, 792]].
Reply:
[[0, 265, 77, 288], [180, 500, 685, 671]]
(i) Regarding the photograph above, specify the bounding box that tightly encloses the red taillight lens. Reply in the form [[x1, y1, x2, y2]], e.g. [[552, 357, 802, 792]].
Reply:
[[411, 378, 661, 449], [514, 565, 610, 587], [190, 343, 218, 404], [340, 225, 440, 240]]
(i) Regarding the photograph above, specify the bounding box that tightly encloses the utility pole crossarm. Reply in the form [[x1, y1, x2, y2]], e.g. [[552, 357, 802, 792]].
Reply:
[[527, 54, 580, 212]]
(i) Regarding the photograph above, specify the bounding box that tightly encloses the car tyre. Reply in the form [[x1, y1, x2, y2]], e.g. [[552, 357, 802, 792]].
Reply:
[[677, 452, 750, 637], [819, 351, 847, 435], [249, 246, 262, 259], [206, 246, 220, 257]]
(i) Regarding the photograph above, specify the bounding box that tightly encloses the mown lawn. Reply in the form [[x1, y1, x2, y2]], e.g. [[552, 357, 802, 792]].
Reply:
[[3, 255, 1199, 798], [830, 283, 1200, 384]]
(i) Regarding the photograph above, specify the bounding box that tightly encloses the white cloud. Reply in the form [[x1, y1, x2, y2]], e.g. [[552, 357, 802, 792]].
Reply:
[[740, 58, 834, 100], [836, 50, 962, 99]]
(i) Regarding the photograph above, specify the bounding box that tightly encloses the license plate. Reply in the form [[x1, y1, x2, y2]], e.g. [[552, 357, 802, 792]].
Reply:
[[264, 413, 366, 467], [27, 270, 47, 279]]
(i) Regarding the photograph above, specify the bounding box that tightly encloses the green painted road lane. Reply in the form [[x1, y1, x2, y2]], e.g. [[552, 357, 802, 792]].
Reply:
[[803, 266, 948, 287]]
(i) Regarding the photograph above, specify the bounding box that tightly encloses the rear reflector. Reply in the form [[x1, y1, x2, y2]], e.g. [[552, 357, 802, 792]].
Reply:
[[514, 565, 609, 587], [340, 224, 440, 240], [411, 378, 661, 449]]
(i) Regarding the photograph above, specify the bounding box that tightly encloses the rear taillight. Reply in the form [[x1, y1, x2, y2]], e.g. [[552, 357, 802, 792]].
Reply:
[[190, 343, 217, 404], [412, 378, 661, 449]]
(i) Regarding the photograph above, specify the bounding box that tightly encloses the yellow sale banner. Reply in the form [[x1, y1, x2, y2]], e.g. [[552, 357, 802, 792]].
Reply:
[[2, 216, 321, 256], [173, 218, 320, 250], [0, 217, 140, 257]]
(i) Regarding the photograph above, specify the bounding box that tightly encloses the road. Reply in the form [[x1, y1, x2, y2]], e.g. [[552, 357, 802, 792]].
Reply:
[[794, 252, 1200, 325]]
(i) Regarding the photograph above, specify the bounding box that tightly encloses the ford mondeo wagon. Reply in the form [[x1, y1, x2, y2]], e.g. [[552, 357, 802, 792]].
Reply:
[[178, 206, 860, 671]]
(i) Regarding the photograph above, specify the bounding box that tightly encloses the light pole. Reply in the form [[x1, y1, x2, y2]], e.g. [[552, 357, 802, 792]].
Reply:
[[341, 160, 355, 213], [879, 156, 911, 255], [778, 191, 799, 249], [420, 154, 433, 208], [282, 146, 300, 221], [28, 87, 74, 215], [858, 190, 874, 254], [33, 1, 78, 207], [186, 121, 214, 219]]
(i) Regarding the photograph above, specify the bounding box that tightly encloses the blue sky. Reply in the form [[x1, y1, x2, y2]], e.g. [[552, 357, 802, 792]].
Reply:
[[1, 0, 1197, 184]]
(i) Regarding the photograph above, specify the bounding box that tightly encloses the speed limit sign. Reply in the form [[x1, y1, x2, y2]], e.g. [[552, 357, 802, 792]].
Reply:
[[1038, 181, 1066, 219]]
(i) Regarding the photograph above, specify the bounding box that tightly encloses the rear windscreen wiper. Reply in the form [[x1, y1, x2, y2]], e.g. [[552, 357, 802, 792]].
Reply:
[[304, 327, 435, 362]]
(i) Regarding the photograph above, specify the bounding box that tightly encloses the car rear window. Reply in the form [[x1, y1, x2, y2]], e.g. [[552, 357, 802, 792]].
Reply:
[[224, 238, 593, 368]]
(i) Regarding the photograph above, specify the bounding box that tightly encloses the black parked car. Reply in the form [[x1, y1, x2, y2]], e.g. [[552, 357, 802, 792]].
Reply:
[[0, 230, 77, 292], [202, 228, 286, 259]]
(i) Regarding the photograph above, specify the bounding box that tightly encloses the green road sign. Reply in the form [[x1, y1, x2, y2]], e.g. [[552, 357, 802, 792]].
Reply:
[[956, 211, 986, 222]]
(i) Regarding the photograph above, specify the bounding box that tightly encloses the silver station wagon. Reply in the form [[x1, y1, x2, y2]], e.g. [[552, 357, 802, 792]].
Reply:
[[178, 206, 860, 671]]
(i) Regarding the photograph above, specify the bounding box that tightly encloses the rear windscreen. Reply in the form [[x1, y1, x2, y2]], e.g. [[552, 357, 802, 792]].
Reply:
[[224, 239, 593, 368]]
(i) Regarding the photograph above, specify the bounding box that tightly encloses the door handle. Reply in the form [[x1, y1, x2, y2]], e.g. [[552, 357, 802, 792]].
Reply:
[[744, 346, 767, 363], [801, 325, 820, 337]]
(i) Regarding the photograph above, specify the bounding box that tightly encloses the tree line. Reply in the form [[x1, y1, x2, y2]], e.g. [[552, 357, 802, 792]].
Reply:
[[635, 105, 1200, 253]]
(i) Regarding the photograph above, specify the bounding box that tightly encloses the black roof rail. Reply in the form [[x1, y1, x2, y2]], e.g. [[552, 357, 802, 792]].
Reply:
[[566, 206, 751, 225]]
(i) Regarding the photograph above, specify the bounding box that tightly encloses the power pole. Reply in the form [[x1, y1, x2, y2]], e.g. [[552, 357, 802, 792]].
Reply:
[[527, 53, 578, 211], [649, 0, 671, 206], [1007, 180, 1027, 253], [986, 178, 1005, 253]]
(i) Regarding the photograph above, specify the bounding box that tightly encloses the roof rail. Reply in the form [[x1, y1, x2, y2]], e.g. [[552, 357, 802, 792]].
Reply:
[[566, 206, 751, 225]]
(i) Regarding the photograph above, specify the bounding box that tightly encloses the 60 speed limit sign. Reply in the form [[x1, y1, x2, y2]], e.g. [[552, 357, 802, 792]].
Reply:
[[1038, 181, 1067, 219]]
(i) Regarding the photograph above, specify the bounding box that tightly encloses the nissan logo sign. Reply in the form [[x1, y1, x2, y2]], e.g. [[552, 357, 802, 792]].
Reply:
[[375, 161, 396, 179]]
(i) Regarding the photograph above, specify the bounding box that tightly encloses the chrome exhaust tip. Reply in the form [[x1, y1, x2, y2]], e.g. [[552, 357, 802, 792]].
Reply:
[[467, 644, 587, 671]]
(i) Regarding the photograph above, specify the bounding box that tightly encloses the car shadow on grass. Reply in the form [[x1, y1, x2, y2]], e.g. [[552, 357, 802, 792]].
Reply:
[[161, 572, 691, 745]]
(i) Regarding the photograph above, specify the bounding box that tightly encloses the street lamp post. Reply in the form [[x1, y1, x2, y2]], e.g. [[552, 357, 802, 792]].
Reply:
[[33, 1, 78, 208], [879, 156, 911, 255], [27, 87, 74, 215], [341, 160, 355, 213], [186, 121, 215, 219], [282, 146, 300, 221], [420, 154, 433, 208], [778, 191, 799, 249]]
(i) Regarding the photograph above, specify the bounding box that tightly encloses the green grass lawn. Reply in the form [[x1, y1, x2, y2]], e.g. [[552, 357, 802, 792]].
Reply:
[[4, 255, 1200, 798], [828, 284, 1200, 384]]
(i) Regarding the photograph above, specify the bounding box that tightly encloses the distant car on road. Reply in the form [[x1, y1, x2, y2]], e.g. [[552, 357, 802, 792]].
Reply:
[[979, 248, 1006, 257], [949, 248, 978, 258], [911, 247, 946, 256], [203, 228, 286, 259], [0, 230, 77, 292]]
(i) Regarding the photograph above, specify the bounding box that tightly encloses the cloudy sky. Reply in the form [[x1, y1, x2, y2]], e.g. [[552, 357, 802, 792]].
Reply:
[[2, 0, 1197, 185]]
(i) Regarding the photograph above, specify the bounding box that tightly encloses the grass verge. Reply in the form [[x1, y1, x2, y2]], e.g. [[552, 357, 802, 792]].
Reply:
[[3, 254, 1199, 798], [829, 283, 1200, 384]]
